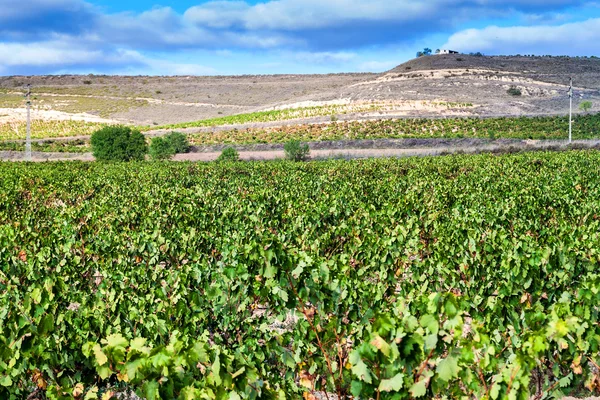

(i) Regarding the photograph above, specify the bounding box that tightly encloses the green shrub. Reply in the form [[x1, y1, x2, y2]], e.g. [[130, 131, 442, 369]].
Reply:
[[149, 137, 176, 160], [90, 125, 147, 161], [507, 86, 522, 96], [284, 140, 310, 161], [164, 132, 190, 153], [580, 101, 593, 113], [217, 147, 240, 162]]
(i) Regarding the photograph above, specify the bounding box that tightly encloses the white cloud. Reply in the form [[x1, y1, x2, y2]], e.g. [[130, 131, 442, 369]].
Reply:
[[185, 0, 436, 31], [0, 41, 102, 66], [443, 18, 600, 55], [183, 0, 578, 31]]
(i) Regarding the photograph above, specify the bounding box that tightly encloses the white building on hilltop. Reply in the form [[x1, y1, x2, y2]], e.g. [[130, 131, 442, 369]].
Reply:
[[438, 49, 459, 55]]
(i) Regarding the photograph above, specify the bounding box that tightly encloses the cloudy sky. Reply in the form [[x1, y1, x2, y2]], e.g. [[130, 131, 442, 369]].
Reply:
[[1, 0, 599, 76]]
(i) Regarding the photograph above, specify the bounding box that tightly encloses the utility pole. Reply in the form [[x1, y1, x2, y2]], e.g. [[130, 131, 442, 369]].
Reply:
[[25, 84, 32, 161], [568, 78, 573, 144]]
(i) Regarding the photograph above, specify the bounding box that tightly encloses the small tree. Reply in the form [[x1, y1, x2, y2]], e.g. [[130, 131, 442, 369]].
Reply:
[[423, 48, 432, 56], [149, 137, 175, 160], [580, 101, 593, 113], [284, 140, 310, 162], [91, 125, 147, 161], [164, 132, 190, 153], [217, 147, 240, 162]]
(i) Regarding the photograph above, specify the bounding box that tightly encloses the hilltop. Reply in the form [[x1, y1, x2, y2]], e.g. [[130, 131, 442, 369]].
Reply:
[[389, 54, 600, 88]]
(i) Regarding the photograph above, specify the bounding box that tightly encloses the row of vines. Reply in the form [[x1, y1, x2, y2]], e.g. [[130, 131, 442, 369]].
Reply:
[[187, 114, 600, 145], [1, 152, 600, 399]]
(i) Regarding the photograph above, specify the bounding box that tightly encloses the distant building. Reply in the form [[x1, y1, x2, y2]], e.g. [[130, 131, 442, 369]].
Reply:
[[438, 49, 459, 55]]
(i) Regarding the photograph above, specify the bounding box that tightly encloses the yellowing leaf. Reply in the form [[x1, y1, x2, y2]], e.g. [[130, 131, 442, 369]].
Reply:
[[370, 334, 391, 357], [93, 344, 108, 366]]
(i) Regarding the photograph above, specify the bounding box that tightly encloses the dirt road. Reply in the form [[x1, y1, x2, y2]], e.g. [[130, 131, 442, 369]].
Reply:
[[3, 138, 599, 162]]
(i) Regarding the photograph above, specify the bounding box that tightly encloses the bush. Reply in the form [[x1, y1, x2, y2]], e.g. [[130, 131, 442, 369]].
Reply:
[[149, 137, 176, 160], [284, 140, 310, 161], [217, 147, 239, 162], [164, 132, 190, 153], [580, 101, 593, 113], [91, 126, 147, 161], [507, 86, 522, 96]]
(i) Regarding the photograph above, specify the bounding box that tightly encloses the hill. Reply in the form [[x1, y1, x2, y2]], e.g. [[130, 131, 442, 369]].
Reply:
[[0, 55, 598, 128], [388, 54, 600, 88]]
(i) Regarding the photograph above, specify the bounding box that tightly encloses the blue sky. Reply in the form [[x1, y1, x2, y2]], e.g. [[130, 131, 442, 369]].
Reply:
[[1, 0, 599, 76]]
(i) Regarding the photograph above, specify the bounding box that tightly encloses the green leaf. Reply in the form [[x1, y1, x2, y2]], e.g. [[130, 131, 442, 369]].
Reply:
[[38, 314, 54, 336], [291, 265, 304, 279], [410, 380, 427, 397], [559, 373, 573, 388], [150, 351, 170, 368], [436, 356, 459, 382], [143, 380, 159, 400], [351, 359, 372, 384], [264, 264, 276, 279], [420, 314, 439, 335], [105, 334, 129, 349], [212, 355, 221, 386], [84, 386, 99, 400], [125, 358, 145, 381], [378, 373, 404, 392], [0, 376, 13, 387], [490, 382, 501, 399], [97, 365, 112, 380]]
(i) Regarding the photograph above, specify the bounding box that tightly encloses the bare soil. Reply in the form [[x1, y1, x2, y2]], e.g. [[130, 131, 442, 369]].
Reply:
[[1, 56, 598, 126], [5, 138, 599, 162]]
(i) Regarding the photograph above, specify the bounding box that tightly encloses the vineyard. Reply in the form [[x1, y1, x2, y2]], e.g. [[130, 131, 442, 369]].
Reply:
[[187, 114, 600, 145], [0, 120, 106, 141], [0, 113, 598, 145], [1, 152, 600, 399], [146, 102, 474, 132]]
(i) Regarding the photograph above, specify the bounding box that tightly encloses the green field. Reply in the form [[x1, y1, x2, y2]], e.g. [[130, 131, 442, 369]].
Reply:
[[1, 152, 600, 399]]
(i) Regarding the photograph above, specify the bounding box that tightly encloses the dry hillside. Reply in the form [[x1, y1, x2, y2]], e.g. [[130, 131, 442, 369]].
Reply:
[[0, 55, 598, 126]]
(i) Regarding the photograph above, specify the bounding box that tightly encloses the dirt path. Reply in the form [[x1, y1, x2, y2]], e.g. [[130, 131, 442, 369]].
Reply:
[[4, 139, 599, 162]]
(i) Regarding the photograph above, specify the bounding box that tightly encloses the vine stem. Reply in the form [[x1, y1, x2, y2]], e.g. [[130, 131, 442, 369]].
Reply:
[[286, 271, 343, 400], [505, 365, 521, 396], [414, 348, 435, 381]]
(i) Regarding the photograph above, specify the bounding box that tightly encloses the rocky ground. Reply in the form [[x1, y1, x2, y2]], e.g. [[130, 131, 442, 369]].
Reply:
[[1, 55, 598, 127]]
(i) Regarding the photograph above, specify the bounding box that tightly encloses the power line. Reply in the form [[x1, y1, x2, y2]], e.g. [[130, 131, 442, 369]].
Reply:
[[568, 77, 573, 144], [24, 84, 32, 161]]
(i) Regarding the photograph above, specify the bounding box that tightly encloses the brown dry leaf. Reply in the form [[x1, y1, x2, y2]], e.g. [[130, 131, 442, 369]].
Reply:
[[72, 383, 84, 397], [572, 355, 583, 375], [117, 371, 129, 382], [299, 370, 314, 389], [31, 370, 47, 390], [102, 391, 115, 400], [18, 250, 27, 262], [303, 393, 317, 400]]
